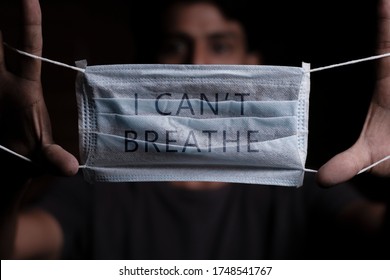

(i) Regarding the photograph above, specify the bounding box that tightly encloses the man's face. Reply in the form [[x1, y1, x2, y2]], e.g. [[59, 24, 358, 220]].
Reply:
[[157, 2, 260, 65], [156, 2, 261, 190]]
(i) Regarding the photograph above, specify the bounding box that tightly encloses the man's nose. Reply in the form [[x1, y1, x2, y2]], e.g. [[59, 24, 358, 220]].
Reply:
[[188, 43, 209, 64]]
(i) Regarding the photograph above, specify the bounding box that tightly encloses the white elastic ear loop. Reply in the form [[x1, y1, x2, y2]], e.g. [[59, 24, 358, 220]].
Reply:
[[0, 145, 32, 163], [304, 155, 390, 174], [2, 42, 85, 73], [309, 52, 390, 73], [357, 155, 390, 174], [304, 168, 317, 173]]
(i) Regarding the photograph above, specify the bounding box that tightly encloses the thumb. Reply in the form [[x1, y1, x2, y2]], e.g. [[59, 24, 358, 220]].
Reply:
[[316, 144, 370, 187], [42, 144, 79, 176]]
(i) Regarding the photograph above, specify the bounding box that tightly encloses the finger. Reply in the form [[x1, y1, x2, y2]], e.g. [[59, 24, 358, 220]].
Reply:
[[316, 144, 371, 187], [377, 0, 390, 79], [20, 0, 42, 81], [42, 144, 79, 176]]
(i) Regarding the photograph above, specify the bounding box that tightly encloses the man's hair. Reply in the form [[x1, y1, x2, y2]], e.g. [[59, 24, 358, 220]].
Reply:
[[130, 0, 262, 63]]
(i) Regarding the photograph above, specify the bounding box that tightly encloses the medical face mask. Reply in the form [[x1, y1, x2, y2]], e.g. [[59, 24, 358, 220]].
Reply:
[[76, 62, 310, 187]]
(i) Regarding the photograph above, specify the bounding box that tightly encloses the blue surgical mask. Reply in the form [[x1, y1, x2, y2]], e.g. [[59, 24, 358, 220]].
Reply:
[[76, 62, 310, 187]]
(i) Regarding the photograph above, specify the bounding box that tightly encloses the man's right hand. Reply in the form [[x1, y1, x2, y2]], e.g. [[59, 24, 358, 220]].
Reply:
[[0, 0, 78, 178]]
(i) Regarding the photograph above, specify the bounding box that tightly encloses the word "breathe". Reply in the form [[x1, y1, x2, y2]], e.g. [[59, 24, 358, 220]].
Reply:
[[125, 129, 264, 153]]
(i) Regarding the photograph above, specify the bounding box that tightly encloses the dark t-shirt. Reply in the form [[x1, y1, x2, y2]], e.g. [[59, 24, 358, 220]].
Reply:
[[36, 172, 366, 259]]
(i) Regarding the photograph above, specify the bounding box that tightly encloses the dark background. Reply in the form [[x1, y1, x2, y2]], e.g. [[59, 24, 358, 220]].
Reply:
[[0, 1, 387, 209], [0, 0, 377, 168]]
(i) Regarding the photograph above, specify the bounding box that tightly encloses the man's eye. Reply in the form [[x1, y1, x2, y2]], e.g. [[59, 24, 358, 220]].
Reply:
[[211, 42, 232, 54], [160, 40, 187, 55]]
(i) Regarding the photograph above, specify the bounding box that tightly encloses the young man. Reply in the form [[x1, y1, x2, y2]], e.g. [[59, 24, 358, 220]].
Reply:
[[0, 0, 389, 259]]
